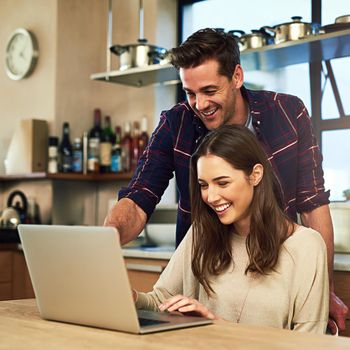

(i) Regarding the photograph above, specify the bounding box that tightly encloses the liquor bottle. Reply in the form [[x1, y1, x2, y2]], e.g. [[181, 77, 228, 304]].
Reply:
[[139, 116, 149, 156], [59, 122, 73, 173], [88, 108, 102, 173], [131, 121, 140, 170], [111, 126, 122, 173], [47, 136, 59, 174], [100, 115, 114, 173], [121, 122, 132, 172], [72, 137, 83, 173]]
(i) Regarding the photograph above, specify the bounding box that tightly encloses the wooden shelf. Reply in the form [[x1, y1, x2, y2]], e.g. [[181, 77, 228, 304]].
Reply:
[[47, 172, 133, 181], [0, 172, 133, 182], [241, 28, 350, 71], [0, 173, 47, 181]]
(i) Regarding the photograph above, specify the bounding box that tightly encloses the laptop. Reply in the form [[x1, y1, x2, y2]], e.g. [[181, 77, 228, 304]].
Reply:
[[17, 224, 212, 334]]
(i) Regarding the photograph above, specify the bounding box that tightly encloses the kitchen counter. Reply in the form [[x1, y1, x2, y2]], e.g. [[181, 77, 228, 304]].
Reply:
[[334, 253, 350, 272], [122, 247, 350, 272], [1, 299, 350, 350], [122, 246, 175, 260]]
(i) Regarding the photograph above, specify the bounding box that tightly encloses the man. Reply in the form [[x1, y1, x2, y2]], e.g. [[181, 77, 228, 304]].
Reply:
[[104, 28, 348, 332]]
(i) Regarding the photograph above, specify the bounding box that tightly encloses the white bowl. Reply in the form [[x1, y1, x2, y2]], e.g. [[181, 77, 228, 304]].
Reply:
[[145, 224, 176, 246]]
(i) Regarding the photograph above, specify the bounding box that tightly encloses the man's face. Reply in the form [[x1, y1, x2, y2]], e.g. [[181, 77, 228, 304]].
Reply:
[[180, 59, 242, 130]]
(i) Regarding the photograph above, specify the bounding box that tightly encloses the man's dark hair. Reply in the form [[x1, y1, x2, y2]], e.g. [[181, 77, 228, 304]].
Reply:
[[169, 28, 240, 79]]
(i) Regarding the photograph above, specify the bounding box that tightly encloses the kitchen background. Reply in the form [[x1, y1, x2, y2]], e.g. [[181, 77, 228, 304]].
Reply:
[[0, 0, 349, 249], [0, 0, 177, 226]]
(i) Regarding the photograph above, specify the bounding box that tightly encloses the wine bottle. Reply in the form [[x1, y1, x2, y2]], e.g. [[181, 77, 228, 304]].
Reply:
[[139, 116, 149, 156], [88, 108, 102, 173], [59, 122, 73, 173], [100, 115, 114, 173], [131, 121, 140, 171], [121, 122, 132, 172]]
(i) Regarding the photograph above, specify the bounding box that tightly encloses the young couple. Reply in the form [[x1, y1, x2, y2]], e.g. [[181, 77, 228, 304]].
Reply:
[[132, 125, 329, 334]]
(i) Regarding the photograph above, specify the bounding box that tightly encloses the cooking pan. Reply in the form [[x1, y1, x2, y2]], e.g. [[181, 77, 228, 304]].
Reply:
[[110, 0, 168, 70], [263, 16, 318, 44], [321, 15, 350, 33]]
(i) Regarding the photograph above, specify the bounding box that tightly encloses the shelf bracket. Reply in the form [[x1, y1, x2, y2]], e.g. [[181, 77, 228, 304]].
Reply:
[[324, 60, 345, 118]]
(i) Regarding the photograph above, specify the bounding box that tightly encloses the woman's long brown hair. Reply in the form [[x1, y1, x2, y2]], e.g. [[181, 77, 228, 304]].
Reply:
[[190, 125, 293, 296]]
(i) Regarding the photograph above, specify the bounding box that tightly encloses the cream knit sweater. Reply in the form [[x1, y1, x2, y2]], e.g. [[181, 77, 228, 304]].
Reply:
[[135, 226, 329, 334]]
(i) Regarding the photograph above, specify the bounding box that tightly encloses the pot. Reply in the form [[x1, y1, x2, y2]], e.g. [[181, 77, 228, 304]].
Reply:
[[109, 0, 168, 70], [229, 29, 273, 51], [0, 190, 28, 229], [263, 16, 315, 44], [110, 40, 168, 71], [335, 14, 350, 23], [321, 14, 350, 33]]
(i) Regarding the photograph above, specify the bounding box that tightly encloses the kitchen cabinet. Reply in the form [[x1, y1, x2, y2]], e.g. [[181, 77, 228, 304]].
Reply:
[[334, 271, 350, 337], [124, 257, 169, 292], [0, 247, 34, 301]]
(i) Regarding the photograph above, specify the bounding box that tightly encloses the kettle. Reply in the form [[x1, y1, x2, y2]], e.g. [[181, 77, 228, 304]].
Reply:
[[0, 190, 29, 229]]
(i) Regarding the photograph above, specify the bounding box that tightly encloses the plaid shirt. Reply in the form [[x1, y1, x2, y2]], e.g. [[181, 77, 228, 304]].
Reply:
[[119, 87, 330, 246]]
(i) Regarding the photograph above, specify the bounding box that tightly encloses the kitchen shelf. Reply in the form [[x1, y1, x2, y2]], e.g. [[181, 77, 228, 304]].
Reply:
[[91, 63, 180, 87], [47, 172, 133, 181], [0, 172, 133, 182], [0, 173, 47, 181], [241, 28, 350, 71], [91, 29, 350, 87]]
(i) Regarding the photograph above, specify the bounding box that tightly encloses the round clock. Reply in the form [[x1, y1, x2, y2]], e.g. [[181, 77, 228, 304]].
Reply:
[[5, 28, 39, 80]]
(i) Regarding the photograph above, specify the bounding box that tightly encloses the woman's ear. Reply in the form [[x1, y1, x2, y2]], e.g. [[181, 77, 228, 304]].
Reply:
[[250, 164, 264, 186]]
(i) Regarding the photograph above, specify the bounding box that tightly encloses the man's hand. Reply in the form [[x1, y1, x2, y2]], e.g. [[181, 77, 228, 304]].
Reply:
[[328, 291, 349, 334], [159, 295, 218, 320], [104, 198, 147, 245]]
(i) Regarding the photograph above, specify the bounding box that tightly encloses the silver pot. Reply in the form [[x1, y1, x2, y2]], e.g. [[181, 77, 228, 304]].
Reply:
[[263, 16, 314, 44], [110, 39, 168, 71], [335, 14, 350, 24], [229, 29, 273, 51]]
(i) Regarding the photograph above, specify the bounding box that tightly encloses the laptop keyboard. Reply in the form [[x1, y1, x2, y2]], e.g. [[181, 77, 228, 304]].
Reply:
[[138, 317, 169, 327]]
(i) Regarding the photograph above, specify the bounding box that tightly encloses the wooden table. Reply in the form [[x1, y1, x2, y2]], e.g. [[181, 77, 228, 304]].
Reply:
[[1, 299, 350, 350]]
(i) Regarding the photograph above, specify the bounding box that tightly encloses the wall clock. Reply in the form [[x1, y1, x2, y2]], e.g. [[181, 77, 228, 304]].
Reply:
[[5, 28, 39, 80]]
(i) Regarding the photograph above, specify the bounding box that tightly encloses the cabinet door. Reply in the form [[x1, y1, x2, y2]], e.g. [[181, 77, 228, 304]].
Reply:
[[0, 252, 12, 300], [334, 271, 350, 337], [124, 258, 169, 292], [12, 251, 35, 299]]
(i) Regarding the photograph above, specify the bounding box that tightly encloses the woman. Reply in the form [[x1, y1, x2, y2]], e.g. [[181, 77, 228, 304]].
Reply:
[[134, 125, 329, 333]]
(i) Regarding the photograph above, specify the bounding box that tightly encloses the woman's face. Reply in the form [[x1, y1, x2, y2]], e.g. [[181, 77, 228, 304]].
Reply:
[[197, 154, 261, 235]]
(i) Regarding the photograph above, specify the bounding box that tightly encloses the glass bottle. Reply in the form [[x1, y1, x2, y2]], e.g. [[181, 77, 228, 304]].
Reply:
[[48, 136, 59, 174], [100, 115, 114, 173], [121, 122, 132, 172], [59, 122, 73, 173], [131, 121, 140, 171], [111, 126, 122, 173], [72, 137, 83, 173], [88, 108, 102, 173], [139, 116, 149, 157]]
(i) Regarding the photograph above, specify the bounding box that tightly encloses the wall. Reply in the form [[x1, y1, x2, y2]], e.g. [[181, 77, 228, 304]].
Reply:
[[0, 0, 177, 225]]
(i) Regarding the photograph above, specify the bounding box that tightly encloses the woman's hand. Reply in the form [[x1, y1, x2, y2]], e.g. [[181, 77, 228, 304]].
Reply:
[[159, 295, 218, 320]]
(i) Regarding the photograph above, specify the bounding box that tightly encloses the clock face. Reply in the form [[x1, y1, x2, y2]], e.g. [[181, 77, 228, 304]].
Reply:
[[5, 28, 38, 80]]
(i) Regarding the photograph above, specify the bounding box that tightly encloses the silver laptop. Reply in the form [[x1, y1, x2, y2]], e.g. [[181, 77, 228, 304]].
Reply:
[[17, 224, 212, 334]]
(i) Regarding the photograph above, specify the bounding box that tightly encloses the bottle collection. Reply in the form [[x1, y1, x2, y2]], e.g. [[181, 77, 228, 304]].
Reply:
[[47, 108, 149, 174]]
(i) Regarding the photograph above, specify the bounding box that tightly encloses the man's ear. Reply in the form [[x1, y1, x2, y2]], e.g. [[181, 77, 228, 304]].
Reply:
[[250, 164, 264, 186], [232, 64, 244, 88]]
